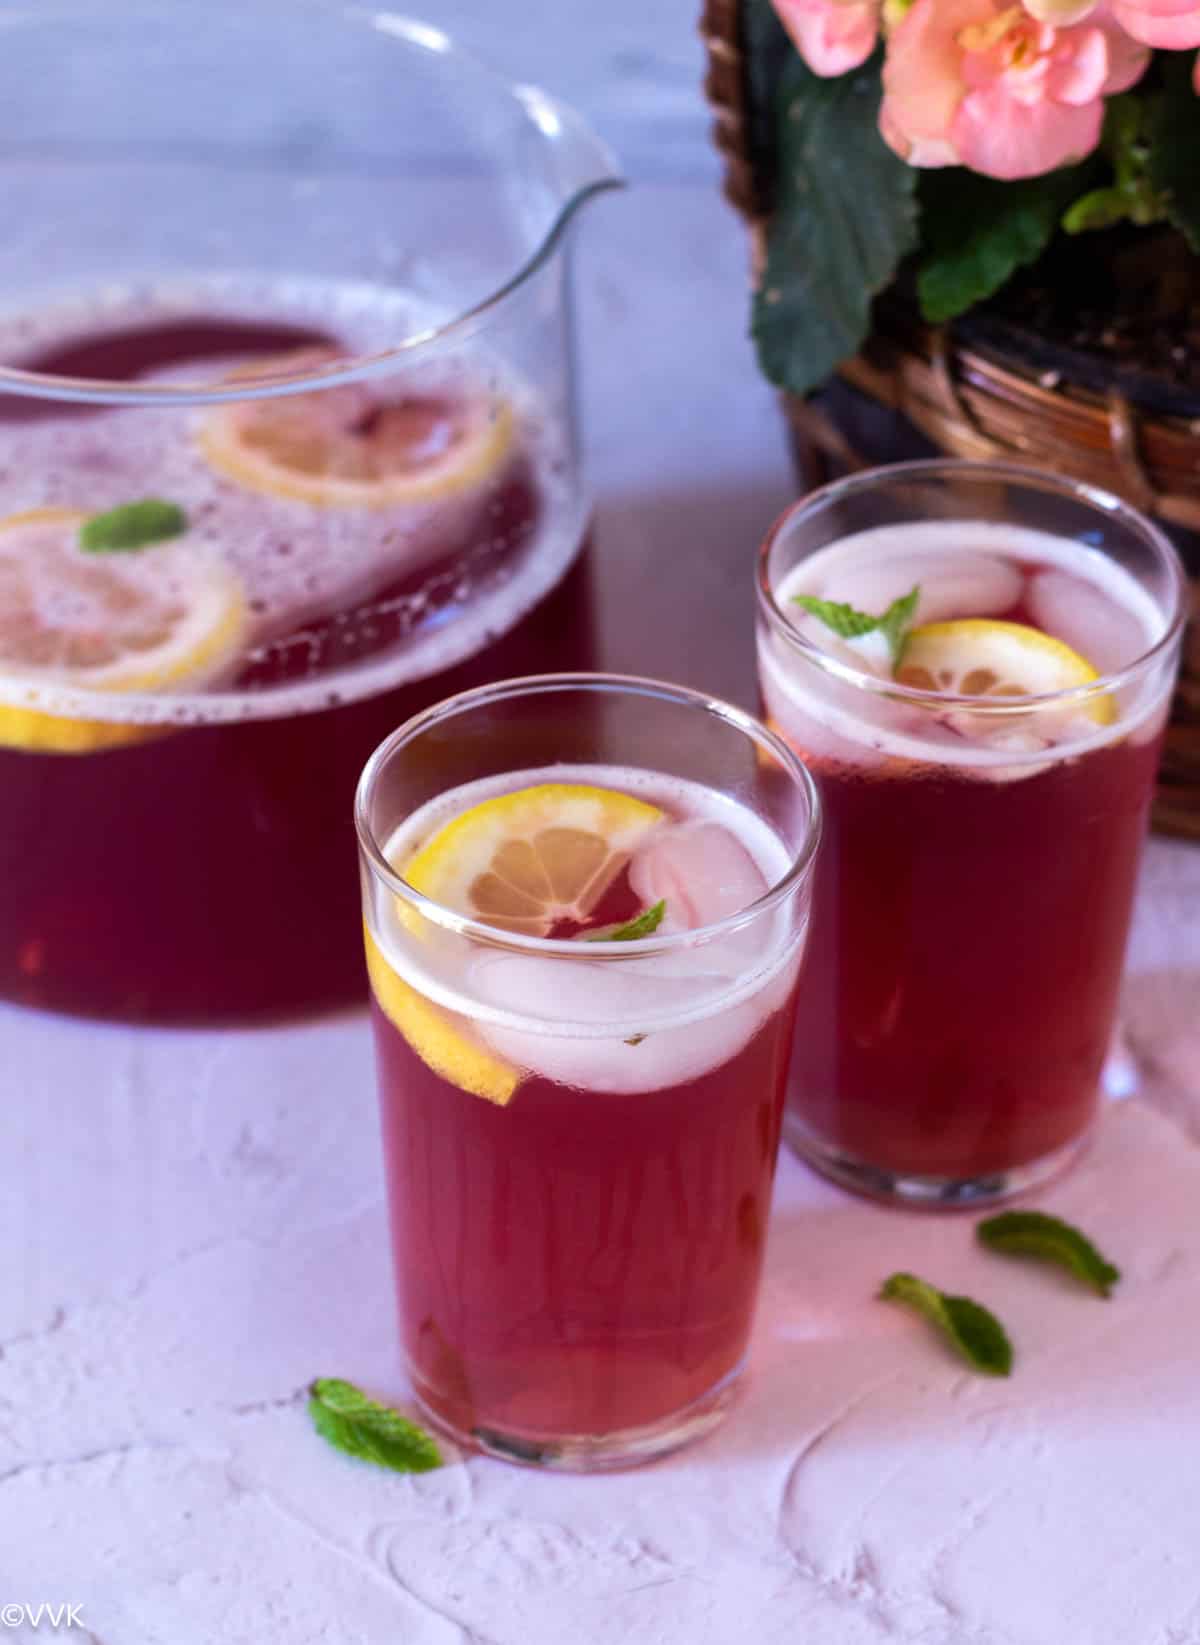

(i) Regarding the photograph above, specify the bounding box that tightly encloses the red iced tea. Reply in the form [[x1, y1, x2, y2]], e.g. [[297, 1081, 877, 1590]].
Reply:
[[0, 282, 592, 1020], [759, 481, 1182, 1201], [360, 748, 814, 1467]]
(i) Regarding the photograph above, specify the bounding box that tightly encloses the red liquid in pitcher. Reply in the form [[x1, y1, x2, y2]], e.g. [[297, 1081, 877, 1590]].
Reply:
[[0, 283, 592, 1021], [367, 767, 804, 1451], [760, 520, 1174, 1186]]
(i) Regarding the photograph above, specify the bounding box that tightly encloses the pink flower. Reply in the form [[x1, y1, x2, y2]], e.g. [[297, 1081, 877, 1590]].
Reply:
[[772, 0, 881, 76], [880, 0, 1150, 179], [1109, 0, 1200, 46]]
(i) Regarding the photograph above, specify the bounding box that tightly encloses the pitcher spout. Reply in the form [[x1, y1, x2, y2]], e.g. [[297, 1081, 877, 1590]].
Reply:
[[513, 82, 626, 244]]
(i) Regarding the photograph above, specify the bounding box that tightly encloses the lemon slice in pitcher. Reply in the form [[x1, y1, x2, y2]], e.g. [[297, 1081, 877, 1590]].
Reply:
[[200, 350, 515, 509], [402, 783, 665, 935], [896, 620, 1114, 725], [0, 506, 247, 753]]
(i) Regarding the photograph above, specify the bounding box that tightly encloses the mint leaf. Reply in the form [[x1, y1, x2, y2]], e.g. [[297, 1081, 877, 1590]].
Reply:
[[792, 595, 881, 640], [80, 498, 188, 553], [880, 1272, 1012, 1376], [753, 48, 918, 396], [587, 900, 666, 942], [977, 1211, 1120, 1298], [794, 584, 919, 665], [1148, 59, 1200, 252], [309, 1378, 441, 1473], [878, 586, 920, 666], [917, 164, 1092, 323]]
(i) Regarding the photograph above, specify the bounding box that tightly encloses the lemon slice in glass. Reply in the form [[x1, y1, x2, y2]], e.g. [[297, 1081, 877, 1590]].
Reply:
[[896, 620, 1115, 725], [200, 350, 515, 509], [402, 782, 665, 935], [365, 783, 665, 1105], [364, 926, 519, 1107], [0, 507, 247, 753]]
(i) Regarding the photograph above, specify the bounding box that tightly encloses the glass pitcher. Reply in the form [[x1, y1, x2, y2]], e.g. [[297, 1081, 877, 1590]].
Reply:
[[0, 5, 620, 1023]]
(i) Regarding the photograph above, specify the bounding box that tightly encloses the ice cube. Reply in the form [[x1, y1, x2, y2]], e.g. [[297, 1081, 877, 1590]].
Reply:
[[1028, 569, 1148, 674], [817, 551, 1022, 626], [629, 820, 767, 933], [468, 948, 788, 1095]]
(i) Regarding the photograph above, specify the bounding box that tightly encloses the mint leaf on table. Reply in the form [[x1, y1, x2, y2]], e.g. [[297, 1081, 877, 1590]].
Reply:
[[794, 585, 919, 666], [977, 1211, 1120, 1299], [880, 1272, 1013, 1376], [752, 47, 918, 397], [916, 163, 1093, 324], [309, 1378, 441, 1473], [587, 900, 666, 942], [79, 498, 188, 553]]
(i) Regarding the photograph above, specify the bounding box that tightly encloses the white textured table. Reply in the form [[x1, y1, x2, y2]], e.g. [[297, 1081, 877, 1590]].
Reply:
[[6, 5, 1200, 1640]]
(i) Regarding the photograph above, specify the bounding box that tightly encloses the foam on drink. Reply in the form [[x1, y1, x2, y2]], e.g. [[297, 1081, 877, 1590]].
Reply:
[[761, 520, 1173, 777], [0, 275, 584, 726], [368, 764, 804, 1095]]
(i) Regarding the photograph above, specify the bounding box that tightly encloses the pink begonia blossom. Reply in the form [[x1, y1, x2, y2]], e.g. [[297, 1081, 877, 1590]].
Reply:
[[880, 0, 1150, 180], [772, 0, 881, 76], [1109, 0, 1200, 46]]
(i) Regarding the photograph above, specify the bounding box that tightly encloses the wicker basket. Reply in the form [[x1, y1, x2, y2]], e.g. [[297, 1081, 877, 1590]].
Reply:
[[701, 0, 1200, 838]]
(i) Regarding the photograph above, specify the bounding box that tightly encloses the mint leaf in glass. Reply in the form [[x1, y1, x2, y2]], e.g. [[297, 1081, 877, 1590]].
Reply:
[[977, 1211, 1120, 1298], [877, 586, 921, 666], [880, 1272, 1012, 1376], [794, 584, 920, 667], [309, 1378, 442, 1473], [80, 498, 188, 553], [587, 899, 666, 942], [791, 595, 881, 640]]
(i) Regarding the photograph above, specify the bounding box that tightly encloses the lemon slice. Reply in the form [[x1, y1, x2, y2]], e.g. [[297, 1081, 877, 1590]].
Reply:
[[896, 620, 1114, 725], [402, 782, 665, 936], [199, 350, 515, 510], [0, 506, 247, 753], [364, 926, 518, 1107]]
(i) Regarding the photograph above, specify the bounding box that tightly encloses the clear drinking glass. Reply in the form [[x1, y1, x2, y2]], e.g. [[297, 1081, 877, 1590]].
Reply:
[[356, 673, 821, 1469], [757, 461, 1185, 1205], [0, 5, 618, 1022]]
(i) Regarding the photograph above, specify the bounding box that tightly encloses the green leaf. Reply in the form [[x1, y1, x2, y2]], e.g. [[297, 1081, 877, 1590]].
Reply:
[[1148, 56, 1200, 252], [917, 165, 1091, 324], [741, 0, 796, 210], [753, 48, 918, 397], [1062, 187, 1141, 236], [977, 1211, 1120, 1298], [793, 583, 919, 665], [587, 900, 666, 942], [79, 498, 188, 553], [878, 585, 920, 666], [791, 594, 881, 640], [1062, 95, 1169, 235], [309, 1378, 442, 1473], [880, 1272, 1012, 1376]]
